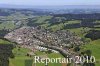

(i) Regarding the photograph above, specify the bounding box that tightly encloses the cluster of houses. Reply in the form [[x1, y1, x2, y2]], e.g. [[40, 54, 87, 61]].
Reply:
[[4, 26, 84, 54]]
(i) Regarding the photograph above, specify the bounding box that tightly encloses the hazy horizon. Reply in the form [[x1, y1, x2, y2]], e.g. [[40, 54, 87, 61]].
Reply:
[[0, 0, 100, 6], [0, 0, 100, 9]]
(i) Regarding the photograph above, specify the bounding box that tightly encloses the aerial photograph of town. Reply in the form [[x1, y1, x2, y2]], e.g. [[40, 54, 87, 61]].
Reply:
[[0, 0, 100, 66]]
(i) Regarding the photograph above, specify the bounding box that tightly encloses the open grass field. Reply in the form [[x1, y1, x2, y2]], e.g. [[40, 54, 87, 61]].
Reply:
[[69, 27, 100, 66], [0, 21, 15, 30], [9, 47, 32, 66], [64, 20, 80, 24], [67, 23, 100, 66], [81, 39, 100, 66], [0, 39, 12, 44], [34, 16, 52, 24], [9, 46, 64, 66]]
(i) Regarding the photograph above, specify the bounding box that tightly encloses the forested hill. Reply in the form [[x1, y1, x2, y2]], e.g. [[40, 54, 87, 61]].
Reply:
[[0, 8, 51, 16], [53, 13, 100, 20]]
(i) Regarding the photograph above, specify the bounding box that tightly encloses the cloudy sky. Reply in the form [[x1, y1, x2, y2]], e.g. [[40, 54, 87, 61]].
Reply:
[[0, 0, 100, 6]]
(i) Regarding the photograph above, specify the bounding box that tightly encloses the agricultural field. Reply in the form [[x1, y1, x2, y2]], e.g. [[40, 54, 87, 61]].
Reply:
[[9, 47, 32, 66], [9, 46, 64, 66]]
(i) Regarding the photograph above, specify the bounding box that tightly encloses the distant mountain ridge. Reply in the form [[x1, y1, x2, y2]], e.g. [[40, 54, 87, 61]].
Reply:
[[0, 4, 100, 9], [0, 4, 34, 9]]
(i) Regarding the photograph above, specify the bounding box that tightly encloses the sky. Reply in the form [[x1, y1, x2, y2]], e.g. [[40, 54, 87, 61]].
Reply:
[[0, 0, 100, 6]]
